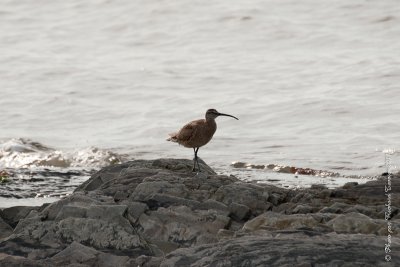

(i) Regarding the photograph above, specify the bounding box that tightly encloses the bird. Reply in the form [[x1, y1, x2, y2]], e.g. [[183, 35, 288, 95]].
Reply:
[[167, 108, 238, 172]]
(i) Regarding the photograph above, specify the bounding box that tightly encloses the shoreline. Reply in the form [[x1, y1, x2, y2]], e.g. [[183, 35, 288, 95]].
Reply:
[[0, 158, 399, 266], [0, 159, 378, 209]]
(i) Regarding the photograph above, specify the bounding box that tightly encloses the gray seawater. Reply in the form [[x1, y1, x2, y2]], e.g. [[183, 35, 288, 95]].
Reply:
[[1, 0, 399, 207]]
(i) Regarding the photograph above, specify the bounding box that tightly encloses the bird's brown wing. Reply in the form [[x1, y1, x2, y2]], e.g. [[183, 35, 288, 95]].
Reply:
[[176, 122, 197, 142], [167, 123, 196, 143], [168, 119, 207, 147]]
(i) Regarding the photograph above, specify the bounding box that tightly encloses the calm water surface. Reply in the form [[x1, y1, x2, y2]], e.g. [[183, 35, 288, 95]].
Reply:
[[1, 0, 399, 207]]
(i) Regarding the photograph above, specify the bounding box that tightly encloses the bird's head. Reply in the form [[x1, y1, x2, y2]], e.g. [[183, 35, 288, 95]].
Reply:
[[205, 109, 239, 120]]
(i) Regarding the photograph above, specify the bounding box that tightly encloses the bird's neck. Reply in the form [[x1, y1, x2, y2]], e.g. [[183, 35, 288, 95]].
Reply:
[[205, 118, 217, 128], [205, 117, 215, 123]]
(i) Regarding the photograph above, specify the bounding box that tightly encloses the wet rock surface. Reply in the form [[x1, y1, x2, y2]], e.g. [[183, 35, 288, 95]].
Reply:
[[0, 159, 399, 266]]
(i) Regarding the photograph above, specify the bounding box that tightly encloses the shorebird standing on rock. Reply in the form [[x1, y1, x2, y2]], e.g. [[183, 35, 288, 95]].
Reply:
[[167, 109, 239, 172]]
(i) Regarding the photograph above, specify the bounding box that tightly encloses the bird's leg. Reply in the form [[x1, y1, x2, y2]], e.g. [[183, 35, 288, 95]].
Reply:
[[195, 147, 200, 172], [192, 147, 201, 172], [192, 148, 197, 172]]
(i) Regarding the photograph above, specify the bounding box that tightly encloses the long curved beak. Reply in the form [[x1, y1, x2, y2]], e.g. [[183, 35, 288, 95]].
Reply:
[[217, 112, 239, 120]]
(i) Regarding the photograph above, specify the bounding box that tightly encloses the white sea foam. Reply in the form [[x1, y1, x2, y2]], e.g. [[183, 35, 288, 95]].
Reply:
[[0, 138, 122, 169]]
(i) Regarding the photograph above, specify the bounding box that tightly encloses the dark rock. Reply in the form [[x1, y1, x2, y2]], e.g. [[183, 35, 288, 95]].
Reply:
[[152, 158, 216, 175], [75, 161, 136, 192], [213, 182, 271, 215], [134, 255, 163, 267], [344, 204, 379, 218], [343, 182, 358, 189], [41, 193, 104, 220], [132, 181, 189, 202], [54, 204, 87, 221], [124, 201, 148, 222], [0, 217, 13, 239], [1, 206, 41, 228], [326, 212, 395, 235], [196, 199, 229, 216], [85, 204, 128, 220], [138, 205, 230, 250], [229, 202, 250, 221], [243, 212, 322, 232], [332, 177, 400, 206], [50, 241, 129, 267], [0, 254, 46, 267], [319, 202, 351, 214], [160, 232, 396, 267], [113, 190, 130, 202], [292, 204, 314, 214], [216, 229, 235, 240], [271, 202, 297, 213], [0, 158, 398, 266]]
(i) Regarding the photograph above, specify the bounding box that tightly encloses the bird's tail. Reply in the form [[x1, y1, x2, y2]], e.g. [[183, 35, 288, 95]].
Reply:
[[166, 133, 178, 142]]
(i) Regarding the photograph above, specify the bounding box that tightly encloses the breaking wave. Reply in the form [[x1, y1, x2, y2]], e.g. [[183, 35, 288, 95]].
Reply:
[[0, 138, 126, 207], [0, 138, 123, 169]]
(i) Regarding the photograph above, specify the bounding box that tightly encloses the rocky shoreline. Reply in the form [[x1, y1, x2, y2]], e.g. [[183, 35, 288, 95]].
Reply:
[[0, 158, 399, 266]]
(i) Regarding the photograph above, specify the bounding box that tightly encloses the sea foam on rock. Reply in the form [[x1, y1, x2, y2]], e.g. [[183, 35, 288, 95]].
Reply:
[[0, 158, 399, 266]]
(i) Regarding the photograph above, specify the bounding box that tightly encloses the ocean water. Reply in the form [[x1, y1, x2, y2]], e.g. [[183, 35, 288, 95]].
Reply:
[[1, 0, 399, 207]]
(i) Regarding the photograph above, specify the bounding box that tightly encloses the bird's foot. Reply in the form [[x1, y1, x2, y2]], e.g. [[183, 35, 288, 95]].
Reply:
[[192, 167, 201, 174]]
